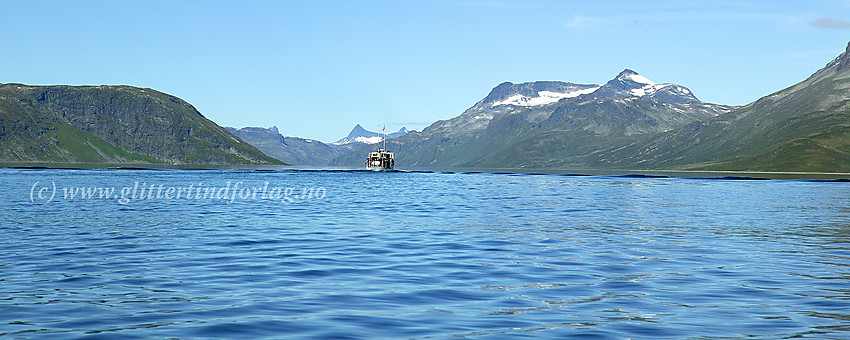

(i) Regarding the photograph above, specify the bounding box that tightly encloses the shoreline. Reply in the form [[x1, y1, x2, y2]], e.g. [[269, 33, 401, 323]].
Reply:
[[3, 162, 849, 180], [0, 162, 283, 171], [396, 167, 850, 180]]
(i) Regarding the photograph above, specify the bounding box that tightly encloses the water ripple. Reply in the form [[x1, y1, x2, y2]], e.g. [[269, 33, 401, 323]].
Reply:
[[1, 169, 848, 338]]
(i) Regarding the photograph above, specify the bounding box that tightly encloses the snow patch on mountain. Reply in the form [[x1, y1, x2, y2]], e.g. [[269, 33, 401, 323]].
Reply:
[[618, 72, 668, 97], [485, 70, 701, 109], [491, 87, 601, 107], [631, 83, 669, 96], [623, 72, 655, 85], [333, 124, 409, 145], [614, 71, 694, 100], [353, 136, 383, 144]]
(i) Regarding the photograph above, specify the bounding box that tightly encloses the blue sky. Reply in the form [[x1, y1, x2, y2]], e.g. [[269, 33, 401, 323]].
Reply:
[[2, 0, 850, 142]]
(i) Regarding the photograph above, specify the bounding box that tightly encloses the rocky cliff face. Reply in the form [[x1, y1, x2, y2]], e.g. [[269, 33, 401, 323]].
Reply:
[[0, 84, 281, 165]]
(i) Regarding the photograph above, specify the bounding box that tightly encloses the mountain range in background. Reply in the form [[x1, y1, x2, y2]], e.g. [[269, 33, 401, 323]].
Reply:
[[334, 124, 408, 145], [227, 124, 408, 166], [330, 68, 735, 168], [2, 42, 849, 172], [591, 43, 850, 172], [323, 43, 850, 173], [0, 84, 281, 165]]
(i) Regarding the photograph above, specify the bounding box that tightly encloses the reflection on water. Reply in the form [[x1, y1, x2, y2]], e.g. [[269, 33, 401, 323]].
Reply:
[[0, 169, 848, 338]]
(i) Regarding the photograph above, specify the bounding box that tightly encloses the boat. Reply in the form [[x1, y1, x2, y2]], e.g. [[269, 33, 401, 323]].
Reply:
[[366, 148, 394, 170], [366, 127, 395, 170]]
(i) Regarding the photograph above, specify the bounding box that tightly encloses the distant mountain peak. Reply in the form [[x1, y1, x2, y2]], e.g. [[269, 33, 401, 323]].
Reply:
[[614, 69, 655, 85], [595, 69, 700, 104], [484, 70, 700, 108], [334, 124, 409, 145], [336, 124, 377, 144]]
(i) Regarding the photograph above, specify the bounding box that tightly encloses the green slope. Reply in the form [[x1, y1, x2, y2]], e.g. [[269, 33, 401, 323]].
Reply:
[[692, 108, 850, 172], [0, 84, 282, 165], [596, 42, 850, 173]]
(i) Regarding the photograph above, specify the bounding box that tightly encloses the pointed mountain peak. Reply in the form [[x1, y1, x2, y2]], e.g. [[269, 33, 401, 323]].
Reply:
[[350, 124, 374, 136], [617, 69, 639, 76], [614, 69, 655, 85], [335, 124, 382, 144], [387, 127, 410, 139], [592, 70, 700, 104]]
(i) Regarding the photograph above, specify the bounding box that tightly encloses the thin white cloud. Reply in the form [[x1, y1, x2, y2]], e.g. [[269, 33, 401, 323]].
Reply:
[[810, 17, 850, 30], [563, 15, 601, 29]]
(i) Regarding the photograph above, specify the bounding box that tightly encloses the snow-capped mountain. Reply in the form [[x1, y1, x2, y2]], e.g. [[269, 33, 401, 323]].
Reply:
[[592, 69, 700, 104], [484, 69, 700, 108], [485, 81, 602, 107], [331, 68, 735, 168], [334, 124, 409, 145], [409, 70, 717, 144]]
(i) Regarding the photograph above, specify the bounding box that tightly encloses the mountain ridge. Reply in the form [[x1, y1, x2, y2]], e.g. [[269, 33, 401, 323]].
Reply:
[[227, 126, 356, 166], [331, 69, 735, 168], [0, 83, 282, 165], [334, 124, 409, 145], [331, 40, 850, 173], [228, 124, 411, 166], [590, 42, 850, 172]]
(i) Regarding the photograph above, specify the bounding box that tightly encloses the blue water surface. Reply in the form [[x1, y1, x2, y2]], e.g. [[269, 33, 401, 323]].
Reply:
[[1, 169, 848, 339]]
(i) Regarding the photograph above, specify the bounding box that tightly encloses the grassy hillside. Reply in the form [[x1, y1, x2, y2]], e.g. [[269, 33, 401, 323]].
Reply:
[[593, 43, 850, 173], [0, 84, 282, 165]]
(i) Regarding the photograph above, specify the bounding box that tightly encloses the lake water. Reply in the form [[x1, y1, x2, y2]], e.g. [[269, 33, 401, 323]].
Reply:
[[1, 168, 849, 339]]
